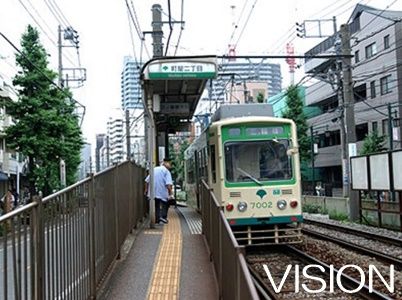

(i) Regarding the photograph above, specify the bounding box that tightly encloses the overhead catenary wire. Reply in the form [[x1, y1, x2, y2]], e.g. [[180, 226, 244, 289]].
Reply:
[[44, 0, 68, 28], [49, 0, 73, 29], [17, 0, 57, 47], [164, 0, 174, 56], [126, 0, 151, 60], [227, 0, 249, 49], [233, 0, 258, 49], [17, 0, 80, 67], [267, 0, 372, 55], [173, 0, 185, 56], [126, 7, 140, 66]]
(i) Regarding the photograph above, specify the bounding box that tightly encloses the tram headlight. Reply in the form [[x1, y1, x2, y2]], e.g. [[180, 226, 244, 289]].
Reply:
[[277, 200, 287, 210], [237, 201, 247, 212]]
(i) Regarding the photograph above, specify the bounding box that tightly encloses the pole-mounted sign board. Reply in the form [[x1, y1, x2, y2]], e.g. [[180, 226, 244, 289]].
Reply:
[[147, 61, 217, 79]]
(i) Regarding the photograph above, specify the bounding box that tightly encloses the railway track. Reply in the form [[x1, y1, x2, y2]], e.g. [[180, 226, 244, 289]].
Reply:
[[246, 245, 391, 300], [303, 218, 402, 247], [302, 218, 402, 270]]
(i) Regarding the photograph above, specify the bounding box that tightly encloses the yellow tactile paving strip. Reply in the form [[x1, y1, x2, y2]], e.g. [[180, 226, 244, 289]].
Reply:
[[147, 209, 183, 300]]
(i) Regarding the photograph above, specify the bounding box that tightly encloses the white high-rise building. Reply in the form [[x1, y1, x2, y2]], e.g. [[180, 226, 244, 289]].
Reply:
[[121, 56, 143, 110], [107, 116, 125, 164], [78, 142, 91, 180], [121, 56, 146, 165]]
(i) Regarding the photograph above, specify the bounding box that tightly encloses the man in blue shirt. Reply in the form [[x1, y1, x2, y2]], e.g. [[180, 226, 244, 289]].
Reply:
[[145, 158, 173, 224]]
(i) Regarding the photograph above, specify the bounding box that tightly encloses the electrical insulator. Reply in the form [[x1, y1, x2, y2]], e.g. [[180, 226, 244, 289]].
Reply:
[[295, 22, 305, 38]]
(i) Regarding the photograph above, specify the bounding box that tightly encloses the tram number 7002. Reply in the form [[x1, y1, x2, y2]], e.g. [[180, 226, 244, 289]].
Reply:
[[250, 202, 273, 209]]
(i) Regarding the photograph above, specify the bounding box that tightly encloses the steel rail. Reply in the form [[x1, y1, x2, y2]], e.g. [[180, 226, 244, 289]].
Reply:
[[246, 245, 391, 300], [248, 264, 276, 300], [302, 228, 402, 269], [304, 218, 402, 247], [287, 246, 392, 300]]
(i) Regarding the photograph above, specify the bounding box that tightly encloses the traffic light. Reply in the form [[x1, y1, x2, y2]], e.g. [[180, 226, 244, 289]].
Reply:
[[296, 22, 305, 38]]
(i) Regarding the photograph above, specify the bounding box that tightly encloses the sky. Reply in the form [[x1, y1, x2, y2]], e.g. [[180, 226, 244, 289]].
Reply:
[[1, 0, 402, 149]]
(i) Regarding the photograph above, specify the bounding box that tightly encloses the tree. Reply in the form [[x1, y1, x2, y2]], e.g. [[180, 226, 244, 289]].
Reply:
[[168, 138, 189, 185], [281, 85, 309, 163], [5, 25, 83, 196], [256, 92, 264, 103], [359, 131, 386, 155]]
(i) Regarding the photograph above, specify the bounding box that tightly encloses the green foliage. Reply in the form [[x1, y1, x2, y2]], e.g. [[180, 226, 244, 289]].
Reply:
[[302, 203, 328, 214], [169, 138, 190, 185], [281, 85, 309, 163], [329, 211, 349, 221], [256, 92, 264, 103], [5, 25, 83, 196], [359, 130, 386, 155]]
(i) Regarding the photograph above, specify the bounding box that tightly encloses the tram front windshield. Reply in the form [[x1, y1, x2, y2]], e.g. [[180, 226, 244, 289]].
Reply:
[[224, 139, 292, 183]]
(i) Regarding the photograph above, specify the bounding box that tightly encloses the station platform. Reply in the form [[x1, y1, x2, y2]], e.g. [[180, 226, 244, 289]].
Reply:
[[99, 206, 218, 300]]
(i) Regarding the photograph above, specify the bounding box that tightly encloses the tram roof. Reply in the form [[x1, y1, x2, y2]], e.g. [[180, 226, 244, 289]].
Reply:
[[141, 56, 218, 132]]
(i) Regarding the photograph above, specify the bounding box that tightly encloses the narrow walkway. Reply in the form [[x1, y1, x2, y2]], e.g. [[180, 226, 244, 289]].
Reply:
[[147, 210, 182, 299], [99, 206, 218, 300]]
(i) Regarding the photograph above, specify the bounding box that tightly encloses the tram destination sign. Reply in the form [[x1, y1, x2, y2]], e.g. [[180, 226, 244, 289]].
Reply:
[[148, 61, 216, 79]]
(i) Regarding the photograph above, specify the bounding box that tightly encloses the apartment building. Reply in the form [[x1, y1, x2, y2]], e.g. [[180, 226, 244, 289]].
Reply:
[[0, 77, 25, 195], [208, 59, 282, 102], [107, 116, 125, 164], [304, 4, 402, 188]]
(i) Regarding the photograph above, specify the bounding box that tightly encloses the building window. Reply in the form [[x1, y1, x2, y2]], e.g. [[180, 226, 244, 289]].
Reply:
[[356, 123, 368, 141], [380, 75, 392, 95], [382, 119, 388, 135], [365, 42, 377, 58], [372, 121, 378, 132], [384, 35, 390, 49], [370, 81, 376, 98], [354, 50, 360, 63]]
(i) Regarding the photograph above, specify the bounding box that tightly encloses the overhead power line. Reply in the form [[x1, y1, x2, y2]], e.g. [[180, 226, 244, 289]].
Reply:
[[0, 31, 86, 126], [173, 0, 185, 56], [234, 0, 258, 48], [164, 0, 174, 56]]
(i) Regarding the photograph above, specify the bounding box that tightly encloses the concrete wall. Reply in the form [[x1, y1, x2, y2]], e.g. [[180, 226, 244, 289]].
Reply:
[[302, 195, 401, 228], [302, 195, 349, 215]]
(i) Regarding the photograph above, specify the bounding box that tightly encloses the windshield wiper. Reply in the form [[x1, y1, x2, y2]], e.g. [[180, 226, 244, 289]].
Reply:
[[236, 167, 263, 186]]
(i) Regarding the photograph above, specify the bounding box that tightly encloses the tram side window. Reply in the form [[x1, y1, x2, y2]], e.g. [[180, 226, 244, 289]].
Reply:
[[186, 159, 194, 183], [200, 150, 205, 177], [198, 151, 203, 177], [203, 147, 208, 179], [210, 145, 217, 183]]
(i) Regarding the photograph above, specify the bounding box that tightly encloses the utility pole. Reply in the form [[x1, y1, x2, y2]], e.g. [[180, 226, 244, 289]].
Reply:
[[58, 25, 63, 87], [388, 103, 394, 150], [152, 4, 163, 58], [58, 25, 66, 187], [126, 109, 131, 160], [146, 3, 164, 228], [57, 25, 85, 187], [340, 24, 358, 220], [310, 127, 316, 193]]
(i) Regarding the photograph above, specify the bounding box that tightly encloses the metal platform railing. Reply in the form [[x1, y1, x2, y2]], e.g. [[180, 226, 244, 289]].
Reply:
[[0, 161, 146, 299], [200, 180, 259, 300]]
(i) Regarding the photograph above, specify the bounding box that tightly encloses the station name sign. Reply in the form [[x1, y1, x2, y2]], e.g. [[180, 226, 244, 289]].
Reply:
[[148, 61, 217, 79]]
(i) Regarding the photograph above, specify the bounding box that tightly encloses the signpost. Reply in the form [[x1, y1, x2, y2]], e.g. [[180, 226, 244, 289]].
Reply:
[[148, 61, 217, 79]]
